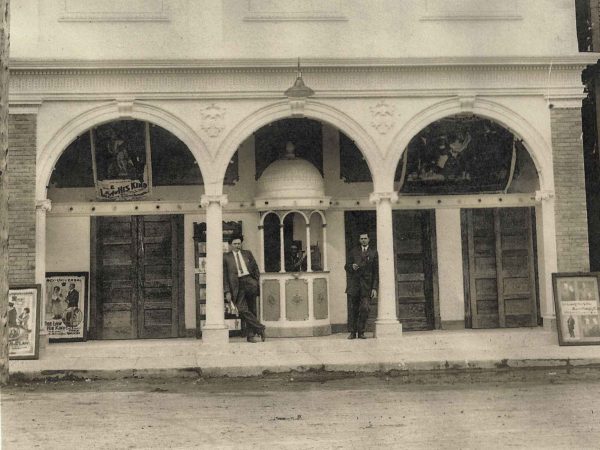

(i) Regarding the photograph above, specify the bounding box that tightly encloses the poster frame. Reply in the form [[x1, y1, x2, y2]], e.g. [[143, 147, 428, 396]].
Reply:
[[45, 272, 89, 343], [8, 284, 41, 360], [552, 272, 600, 346]]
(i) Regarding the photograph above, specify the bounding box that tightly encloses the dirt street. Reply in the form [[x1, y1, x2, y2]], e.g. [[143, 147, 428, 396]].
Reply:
[[2, 368, 600, 449]]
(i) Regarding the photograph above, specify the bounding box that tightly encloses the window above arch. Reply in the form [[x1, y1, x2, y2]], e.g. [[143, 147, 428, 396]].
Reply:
[[397, 115, 539, 195], [49, 120, 238, 190]]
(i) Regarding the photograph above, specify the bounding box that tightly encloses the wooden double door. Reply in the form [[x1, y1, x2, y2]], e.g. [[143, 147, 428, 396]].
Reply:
[[344, 210, 437, 332], [91, 215, 184, 339], [462, 207, 539, 328]]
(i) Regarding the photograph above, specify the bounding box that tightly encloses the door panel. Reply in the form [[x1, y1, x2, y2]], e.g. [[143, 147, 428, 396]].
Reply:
[[93, 215, 182, 339], [138, 215, 179, 339], [96, 216, 137, 339], [393, 210, 437, 331], [463, 207, 538, 328]]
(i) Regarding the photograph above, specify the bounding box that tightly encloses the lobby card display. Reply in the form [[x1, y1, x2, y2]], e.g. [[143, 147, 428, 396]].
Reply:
[[45, 272, 88, 342], [8, 285, 41, 360], [552, 273, 600, 346]]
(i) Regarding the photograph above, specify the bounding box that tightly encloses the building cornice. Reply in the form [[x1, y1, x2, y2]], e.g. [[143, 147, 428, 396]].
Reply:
[[9, 55, 594, 102], [9, 55, 600, 73]]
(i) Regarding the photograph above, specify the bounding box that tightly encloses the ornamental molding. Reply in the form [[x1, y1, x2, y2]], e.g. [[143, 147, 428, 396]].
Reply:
[[36, 199, 52, 212], [59, 0, 169, 22], [370, 101, 397, 135], [244, 0, 346, 22], [369, 192, 399, 204], [199, 104, 226, 138], [535, 190, 555, 202], [200, 194, 229, 207], [8, 68, 587, 101]]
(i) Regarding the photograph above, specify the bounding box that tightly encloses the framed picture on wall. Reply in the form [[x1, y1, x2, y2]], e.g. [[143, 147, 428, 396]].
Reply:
[[552, 272, 600, 346], [8, 285, 41, 360], [45, 272, 89, 342]]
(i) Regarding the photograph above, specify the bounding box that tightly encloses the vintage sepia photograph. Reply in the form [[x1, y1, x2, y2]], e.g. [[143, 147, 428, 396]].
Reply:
[[3, 1, 600, 449]]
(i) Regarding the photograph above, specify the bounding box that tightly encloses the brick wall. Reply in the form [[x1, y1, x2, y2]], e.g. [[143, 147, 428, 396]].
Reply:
[[551, 107, 590, 272], [8, 114, 36, 285]]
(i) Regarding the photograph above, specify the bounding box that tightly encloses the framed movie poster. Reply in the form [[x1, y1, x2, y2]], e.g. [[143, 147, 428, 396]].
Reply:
[[8, 285, 41, 360], [45, 272, 89, 342], [552, 272, 600, 346]]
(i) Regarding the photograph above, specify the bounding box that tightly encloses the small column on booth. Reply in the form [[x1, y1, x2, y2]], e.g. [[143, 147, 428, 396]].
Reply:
[[200, 194, 229, 345], [305, 223, 312, 272], [35, 199, 52, 349], [370, 192, 402, 338], [279, 222, 285, 273]]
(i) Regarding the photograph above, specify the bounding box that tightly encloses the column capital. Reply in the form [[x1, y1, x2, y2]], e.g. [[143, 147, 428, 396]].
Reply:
[[200, 194, 228, 208], [369, 191, 398, 205], [36, 199, 52, 212], [535, 190, 555, 202]]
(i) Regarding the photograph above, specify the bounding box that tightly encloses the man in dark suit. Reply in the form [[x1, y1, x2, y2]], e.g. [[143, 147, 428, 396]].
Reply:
[[223, 235, 266, 343], [64, 283, 80, 327], [345, 232, 378, 339]]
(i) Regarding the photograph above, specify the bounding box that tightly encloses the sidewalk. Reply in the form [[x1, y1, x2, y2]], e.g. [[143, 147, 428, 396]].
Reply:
[[9, 328, 600, 381]]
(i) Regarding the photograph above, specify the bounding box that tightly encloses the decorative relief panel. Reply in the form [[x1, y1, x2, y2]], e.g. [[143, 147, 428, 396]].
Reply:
[[313, 278, 328, 320], [60, 0, 169, 22], [422, 0, 521, 21], [370, 101, 397, 135], [262, 280, 281, 322], [244, 0, 346, 21], [200, 104, 226, 138], [285, 279, 309, 321]]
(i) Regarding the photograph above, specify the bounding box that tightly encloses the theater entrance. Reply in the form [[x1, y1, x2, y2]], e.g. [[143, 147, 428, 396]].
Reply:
[[344, 210, 438, 332], [90, 215, 184, 339], [461, 207, 539, 328]]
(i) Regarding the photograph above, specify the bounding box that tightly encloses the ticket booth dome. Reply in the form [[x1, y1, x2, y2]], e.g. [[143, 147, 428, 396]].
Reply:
[[255, 142, 327, 209]]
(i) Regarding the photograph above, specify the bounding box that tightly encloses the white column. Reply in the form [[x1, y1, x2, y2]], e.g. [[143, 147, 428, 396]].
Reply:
[[435, 209, 465, 329], [535, 190, 559, 330], [370, 192, 402, 338], [306, 223, 312, 272], [35, 199, 52, 348], [200, 194, 229, 344]]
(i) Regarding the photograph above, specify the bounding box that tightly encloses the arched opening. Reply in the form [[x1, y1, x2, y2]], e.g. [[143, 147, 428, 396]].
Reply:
[[391, 114, 541, 332], [45, 119, 225, 341], [218, 117, 375, 337]]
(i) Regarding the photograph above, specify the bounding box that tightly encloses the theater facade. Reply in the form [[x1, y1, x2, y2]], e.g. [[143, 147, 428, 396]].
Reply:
[[7, 1, 598, 347]]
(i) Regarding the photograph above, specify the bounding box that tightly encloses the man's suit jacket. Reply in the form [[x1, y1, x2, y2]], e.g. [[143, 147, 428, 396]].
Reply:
[[66, 289, 79, 308], [344, 246, 379, 297], [223, 250, 260, 300]]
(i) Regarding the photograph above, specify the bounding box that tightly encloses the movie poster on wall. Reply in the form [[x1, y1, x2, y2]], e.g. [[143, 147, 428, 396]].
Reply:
[[91, 120, 152, 200], [45, 273, 89, 342], [8, 285, 41, 360]]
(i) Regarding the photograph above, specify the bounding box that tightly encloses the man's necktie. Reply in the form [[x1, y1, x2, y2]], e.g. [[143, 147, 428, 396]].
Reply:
[[235, 251, 243, 275]]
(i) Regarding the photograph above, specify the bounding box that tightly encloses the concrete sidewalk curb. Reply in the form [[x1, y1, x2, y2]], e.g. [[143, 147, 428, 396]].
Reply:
[[10, 357, 600, 382]]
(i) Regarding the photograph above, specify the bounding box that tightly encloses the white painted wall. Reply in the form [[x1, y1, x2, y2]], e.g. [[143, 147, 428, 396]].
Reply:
[[46, 216, 91, 273], [12, 0, 580, 59], [435, 209, 466, 324]]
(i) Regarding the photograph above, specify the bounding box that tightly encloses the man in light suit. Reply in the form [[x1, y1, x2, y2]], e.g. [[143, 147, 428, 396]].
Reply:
[[223, 235, 266, 343], [345, 232, 378, 339]]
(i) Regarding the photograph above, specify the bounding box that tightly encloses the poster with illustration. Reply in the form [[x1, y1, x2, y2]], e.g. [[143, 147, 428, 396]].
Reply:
[[91, 120, 152, 200], [8, 285, 41, 360], [552, 273, 600, 346], [45, 272, 88, 342]]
